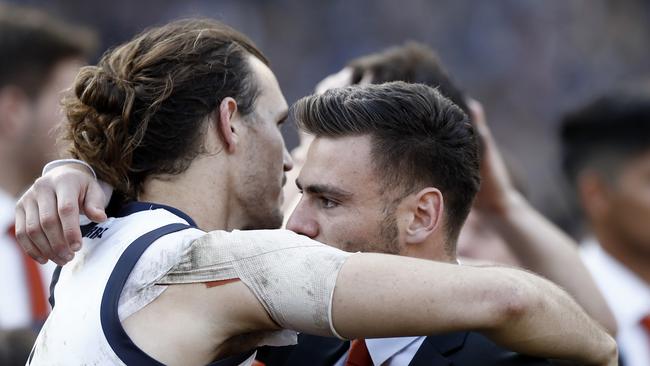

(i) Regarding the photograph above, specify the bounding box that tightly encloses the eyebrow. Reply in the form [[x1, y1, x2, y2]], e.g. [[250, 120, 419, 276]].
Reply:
[[295, 179, 353, 199]]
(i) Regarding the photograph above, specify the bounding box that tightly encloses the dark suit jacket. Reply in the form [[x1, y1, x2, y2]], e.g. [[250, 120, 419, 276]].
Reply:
[[256, 332, 551, 366]]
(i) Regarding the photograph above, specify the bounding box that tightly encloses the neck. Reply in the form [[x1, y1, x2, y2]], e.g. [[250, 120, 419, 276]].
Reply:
[[400, 235, 457, 263], [138, 155, 249, 231], [594, 225, 650, 284]]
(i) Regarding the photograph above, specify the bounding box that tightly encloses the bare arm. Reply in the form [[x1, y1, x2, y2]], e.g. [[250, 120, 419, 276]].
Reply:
[[147, 229, 617, 365], [467, 99, 617, 335], [333, 253, 617, 365]]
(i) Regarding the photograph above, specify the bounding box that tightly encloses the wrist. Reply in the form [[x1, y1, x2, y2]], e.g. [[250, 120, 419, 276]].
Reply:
[[43, 159, 96, 179], [479, 189, 526, 216]]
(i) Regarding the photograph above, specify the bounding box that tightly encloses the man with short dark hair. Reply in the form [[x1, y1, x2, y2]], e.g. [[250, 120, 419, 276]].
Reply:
[[561, 86, 650, 366], [0, 4, 96, 332], [262, 42, 615, 365], [288, 41, 616, 334], [254, 82, 545, 365]]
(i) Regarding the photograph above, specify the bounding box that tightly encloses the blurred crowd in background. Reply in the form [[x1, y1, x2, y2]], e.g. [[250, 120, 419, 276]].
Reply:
[[6, 0, 650, 231], [1, 1, 649, 365]]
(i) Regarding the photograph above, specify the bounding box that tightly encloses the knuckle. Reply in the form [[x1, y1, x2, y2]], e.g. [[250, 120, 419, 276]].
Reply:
[[23, 247, 38, 258], [14, 229, 28, 243], [40, 213, 58, 229], [16, 190, 33, 208], [25, 221, 42, 237], [58, 201, 76, 216], [32, 177, 48, 191]]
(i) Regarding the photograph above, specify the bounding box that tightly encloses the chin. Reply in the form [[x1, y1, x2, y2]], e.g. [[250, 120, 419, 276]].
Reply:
[[243, 208, 284, 230]]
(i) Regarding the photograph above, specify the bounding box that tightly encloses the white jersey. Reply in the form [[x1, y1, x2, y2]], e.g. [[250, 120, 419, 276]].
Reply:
[[27, 202, 216, 365], [28, 202, 351, 366]]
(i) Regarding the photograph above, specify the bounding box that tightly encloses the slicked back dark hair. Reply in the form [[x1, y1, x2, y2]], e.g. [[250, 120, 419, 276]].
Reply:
[[0, 3, 97, 97], [561, 85, 650, 185], [294, 81, 480, 241], [347, 41, 469, 115]]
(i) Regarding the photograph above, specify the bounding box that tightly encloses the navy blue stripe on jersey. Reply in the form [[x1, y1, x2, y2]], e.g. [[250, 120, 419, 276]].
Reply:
[[116, 201, 198, 227], [101, 223, 190, 365], [48, 265, 62, 309], [100, 222, 255, 366]]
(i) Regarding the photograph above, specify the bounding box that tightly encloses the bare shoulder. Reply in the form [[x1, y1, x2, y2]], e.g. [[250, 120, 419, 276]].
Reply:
[[122, 280, 278, 365]]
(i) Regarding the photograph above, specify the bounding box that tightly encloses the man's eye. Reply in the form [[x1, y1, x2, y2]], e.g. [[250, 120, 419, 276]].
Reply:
[[319, 197, 338, 209]]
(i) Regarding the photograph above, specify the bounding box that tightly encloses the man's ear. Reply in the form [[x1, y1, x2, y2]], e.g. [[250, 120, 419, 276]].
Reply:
[[0, 86, 29, 140], [578, 171, 610, 221], [214, 97, 239, 154], [403, 187, 444, 245]]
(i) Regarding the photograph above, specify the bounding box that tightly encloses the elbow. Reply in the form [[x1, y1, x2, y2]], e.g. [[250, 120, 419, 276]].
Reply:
[[487, 274, 541, 328], [494, 283, 535, 324]]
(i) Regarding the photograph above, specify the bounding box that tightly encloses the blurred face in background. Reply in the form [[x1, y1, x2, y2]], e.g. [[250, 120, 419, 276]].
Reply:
[[2, 57, 85, 191], [593, 148, 650, 257], [26, 58, 85, 163]]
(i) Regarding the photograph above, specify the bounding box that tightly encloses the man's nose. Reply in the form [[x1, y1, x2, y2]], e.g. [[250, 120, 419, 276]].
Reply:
[[286, 202, 318, 238], [283, 147, 294, 172]]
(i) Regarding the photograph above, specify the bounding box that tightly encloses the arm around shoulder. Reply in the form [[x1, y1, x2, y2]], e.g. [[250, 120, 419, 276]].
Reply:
[[331, 253, 617, 365]]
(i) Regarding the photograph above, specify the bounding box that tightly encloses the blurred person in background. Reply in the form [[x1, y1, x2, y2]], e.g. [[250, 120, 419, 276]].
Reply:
[[0, 4, 95, 365], [561, 86, 650, 366], [0, 2, 95, 336]]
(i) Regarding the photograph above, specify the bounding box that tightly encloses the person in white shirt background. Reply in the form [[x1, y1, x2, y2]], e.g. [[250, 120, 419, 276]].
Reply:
[[561, 86, 650, 366], [0, 4, 95, 364]]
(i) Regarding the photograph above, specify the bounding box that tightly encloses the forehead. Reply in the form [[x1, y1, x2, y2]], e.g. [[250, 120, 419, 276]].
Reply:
[[299, 135, 381, 195], [248, 55, 288, 120]]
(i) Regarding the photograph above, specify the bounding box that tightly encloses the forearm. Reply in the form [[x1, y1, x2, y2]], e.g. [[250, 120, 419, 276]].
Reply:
[[481, 266, 617, 365], [331, 253, 616, 364], [487, 191, 617, 335]]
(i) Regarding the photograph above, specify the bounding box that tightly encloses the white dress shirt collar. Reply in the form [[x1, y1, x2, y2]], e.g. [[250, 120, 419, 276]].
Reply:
[[366, 336, 424, 366]]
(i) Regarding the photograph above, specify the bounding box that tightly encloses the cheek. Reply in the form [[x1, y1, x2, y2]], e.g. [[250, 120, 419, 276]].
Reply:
[[329, 215, 386, 253], [315, 214, 359, 250], [262, 132, 285, 171], [608, 183, 650, 241], [618, 177, 650, 217], [36, 93, 63, 126]]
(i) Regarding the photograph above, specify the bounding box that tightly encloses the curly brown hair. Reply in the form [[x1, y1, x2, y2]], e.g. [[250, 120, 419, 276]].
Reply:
[[62, 19, 267, 201]]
